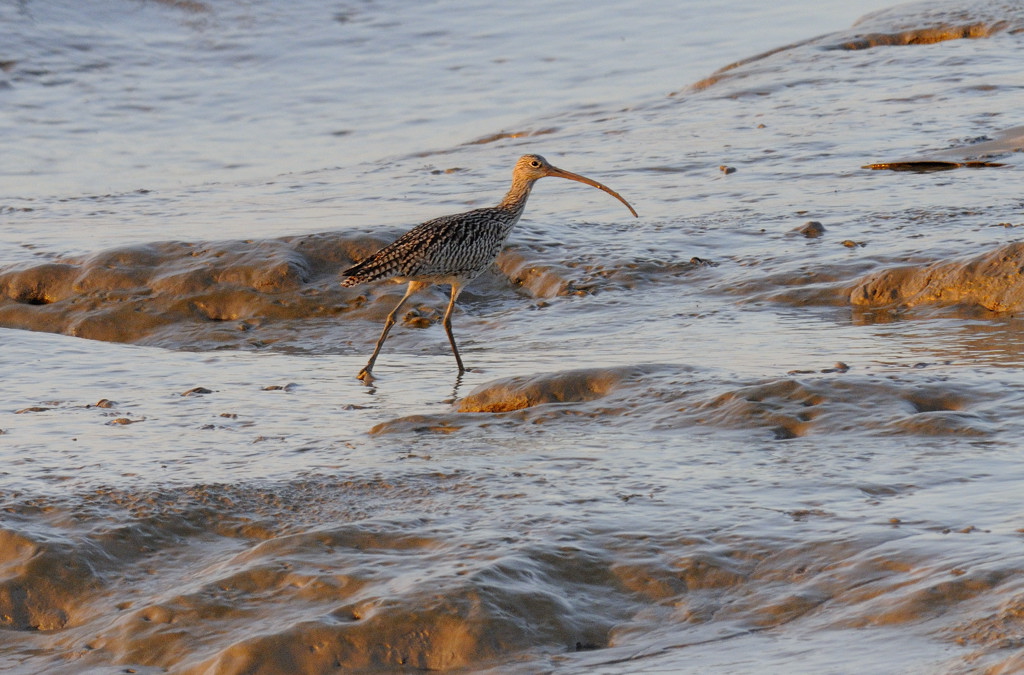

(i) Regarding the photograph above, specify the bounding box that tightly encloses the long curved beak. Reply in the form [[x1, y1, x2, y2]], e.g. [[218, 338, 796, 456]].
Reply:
[[545, 166, 638, 218]]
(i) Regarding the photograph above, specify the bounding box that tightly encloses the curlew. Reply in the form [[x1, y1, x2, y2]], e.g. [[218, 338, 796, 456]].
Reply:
[[341, 154, 637, 381]]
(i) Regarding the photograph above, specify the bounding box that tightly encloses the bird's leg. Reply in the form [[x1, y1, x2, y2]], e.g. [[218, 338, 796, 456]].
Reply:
[[357, 281, 425, 381], [442, 282, 465, 373]]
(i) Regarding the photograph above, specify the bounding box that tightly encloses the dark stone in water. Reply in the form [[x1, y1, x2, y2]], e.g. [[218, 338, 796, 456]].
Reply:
[[181, 387, 213, 396], [794, 221, 826, 238]]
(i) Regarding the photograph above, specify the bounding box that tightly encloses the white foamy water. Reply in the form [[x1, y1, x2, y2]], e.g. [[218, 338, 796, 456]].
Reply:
[[3, 0, 1024, 673]]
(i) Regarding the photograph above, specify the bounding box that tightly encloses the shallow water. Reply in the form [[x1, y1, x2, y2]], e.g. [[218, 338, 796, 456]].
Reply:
[[3, 0, 1024, 673]]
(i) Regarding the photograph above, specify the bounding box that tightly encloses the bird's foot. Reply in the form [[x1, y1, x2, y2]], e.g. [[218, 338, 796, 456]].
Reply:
[[357, 368, 376, 384]]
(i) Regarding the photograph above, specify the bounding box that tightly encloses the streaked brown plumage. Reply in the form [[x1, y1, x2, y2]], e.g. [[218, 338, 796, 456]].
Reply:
[[342, 154, 637, 381]]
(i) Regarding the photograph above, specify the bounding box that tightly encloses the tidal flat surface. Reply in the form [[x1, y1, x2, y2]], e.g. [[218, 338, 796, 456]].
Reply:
[[2, 0, 1024, 672]]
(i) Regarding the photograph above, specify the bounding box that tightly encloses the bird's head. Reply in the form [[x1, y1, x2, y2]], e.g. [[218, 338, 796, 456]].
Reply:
[[513, 154, 557, 181], [512, 154, 637, 217]]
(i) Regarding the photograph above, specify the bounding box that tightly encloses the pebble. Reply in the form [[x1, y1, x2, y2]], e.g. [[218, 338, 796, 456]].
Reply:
[[794, 221, 826, 238]]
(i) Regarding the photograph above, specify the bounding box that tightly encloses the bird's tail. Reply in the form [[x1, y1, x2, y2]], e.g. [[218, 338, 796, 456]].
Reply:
[[340, 254, 396, 287]]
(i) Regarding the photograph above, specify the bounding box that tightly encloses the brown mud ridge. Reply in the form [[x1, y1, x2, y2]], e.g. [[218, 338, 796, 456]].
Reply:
[[687, 0, 1024, 92], [0, 233, 386, 348], [0, 233, 704, 350], [0, 358, 1014, 674], [371, 365, 995, 439], [736, 241, 1024, 315], [851, 242, 1024, 312]]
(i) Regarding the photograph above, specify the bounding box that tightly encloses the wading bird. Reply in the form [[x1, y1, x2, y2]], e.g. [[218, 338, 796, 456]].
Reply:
[[341, 154, 637, 381]]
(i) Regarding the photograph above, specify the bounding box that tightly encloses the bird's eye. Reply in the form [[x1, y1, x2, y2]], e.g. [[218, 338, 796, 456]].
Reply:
[[530, 160, 540, 167]]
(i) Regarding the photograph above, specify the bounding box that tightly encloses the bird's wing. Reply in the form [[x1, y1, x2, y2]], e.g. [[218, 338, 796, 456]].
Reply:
[[341, 213, 467, 285]]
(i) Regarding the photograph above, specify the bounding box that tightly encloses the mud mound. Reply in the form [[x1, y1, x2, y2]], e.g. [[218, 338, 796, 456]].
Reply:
[[5, 478, 1019, 674], [692, 377, 990, 439], [850, 242, 1024, 312], [370, 366, 658, 434], [0, 233, 389, 348], [456, 367, 643, 413], [495, 246, 711, 298], [0, 529, 102, 631], [947, 594, 1024, 672], [0, 481, 631, 673], [0, 232, 702, 350], [826, 0, 1015, 51], [689, 0, 1024, 92], [372, 365, 994, 440]]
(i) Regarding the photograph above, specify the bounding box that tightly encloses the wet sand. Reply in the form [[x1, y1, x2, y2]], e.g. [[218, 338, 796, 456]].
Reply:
[[1, 341, 1022, 673], [4, 0, 1024, 673]]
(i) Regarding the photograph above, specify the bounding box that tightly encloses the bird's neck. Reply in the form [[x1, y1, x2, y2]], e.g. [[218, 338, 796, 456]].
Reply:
[[497, 177, 536, 217]]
